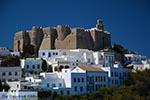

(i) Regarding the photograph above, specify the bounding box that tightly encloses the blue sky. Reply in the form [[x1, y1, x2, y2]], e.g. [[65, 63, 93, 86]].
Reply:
[[0, 0, 150, 57]]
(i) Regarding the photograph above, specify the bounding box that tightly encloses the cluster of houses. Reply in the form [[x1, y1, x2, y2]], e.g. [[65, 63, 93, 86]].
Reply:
[[0, 46, 150, 95]]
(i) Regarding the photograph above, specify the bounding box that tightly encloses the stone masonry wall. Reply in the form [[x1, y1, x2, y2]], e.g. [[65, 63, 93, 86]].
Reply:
[[14, 19, 111, 53]]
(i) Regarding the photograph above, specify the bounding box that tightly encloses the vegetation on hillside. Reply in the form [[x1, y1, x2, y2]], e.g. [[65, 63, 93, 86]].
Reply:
[[41, 59, 47, 72], [22, 44, 35, 57], [0, 56, 20, 66], [112, 43, 128, 54], [0, 81, 10, 91]]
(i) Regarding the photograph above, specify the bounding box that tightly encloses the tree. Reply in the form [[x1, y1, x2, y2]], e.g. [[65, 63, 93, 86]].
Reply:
[[0, 56, 20, 66], [2, 83, 10, 91], [38, 90, 51, 99], [42, 59, 47, 72], [112, 43, 128, 54], [126, 69, 150, 100], [22, 44, 35, 57], [47, 65, 53, 72]]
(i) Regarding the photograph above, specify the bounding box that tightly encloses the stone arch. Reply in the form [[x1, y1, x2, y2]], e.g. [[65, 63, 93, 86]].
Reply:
[[65, 65, 69, 69], [59, 65, 64, 71]]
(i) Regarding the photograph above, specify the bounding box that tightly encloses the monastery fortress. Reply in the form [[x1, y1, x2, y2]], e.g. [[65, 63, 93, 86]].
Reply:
[[14, 20, 111, 52]]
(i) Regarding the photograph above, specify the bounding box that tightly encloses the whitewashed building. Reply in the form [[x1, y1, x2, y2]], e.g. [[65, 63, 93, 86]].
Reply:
[[8, 66, 108, 95], [39, 49, 96, 72], [71, 66, 108, 94], [101, 63, 130, 86], [0, 66, 22, 82], [124, 54, 146, 63], [125, 54, 149, 71], [93, 50, 115, 67], [0, 47, 11, 57], [10, 52, 20, 56], [131, 60, 150, 71], [20, 58, 43, 72], [39, 49, 95, 64]]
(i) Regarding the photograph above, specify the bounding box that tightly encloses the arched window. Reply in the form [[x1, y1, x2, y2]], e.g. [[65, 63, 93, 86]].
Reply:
[[65, 65, 69, 69], [59, 65, 64, 71], [32, 65, 35, 69]]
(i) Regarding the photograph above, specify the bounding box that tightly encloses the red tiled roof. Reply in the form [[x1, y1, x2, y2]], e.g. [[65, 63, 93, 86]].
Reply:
[[79, 66, 103, 71]]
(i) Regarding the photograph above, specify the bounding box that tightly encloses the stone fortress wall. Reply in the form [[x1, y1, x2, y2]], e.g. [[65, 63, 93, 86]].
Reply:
[[14, 19, 111, 53]]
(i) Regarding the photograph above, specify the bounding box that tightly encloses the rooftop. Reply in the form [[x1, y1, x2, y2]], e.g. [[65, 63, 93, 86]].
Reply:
[[79, 66, 103, 72]]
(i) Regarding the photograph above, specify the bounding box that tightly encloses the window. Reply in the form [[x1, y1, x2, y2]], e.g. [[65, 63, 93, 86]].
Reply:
[[74, 78, 76, 82], [17, 84, 19, 88], [32, 65, 35, 69], [2, 72, 5, 76], [116, 72, 118, 77], [47, 83, 49, 87], [60, 91, 63, 95], [95, 76, 98, 82], [78, 78, 80, 82], [100, 76, 102, 82], [67, 90, 70, 95], [115, 80, 118, 84], [48, 52, 51, 57], [56, 53, 58, 55], [124, 72, 127, 77], [9, 72, 12, 76], [112, 80, 114, 84], [103, 76, 106, 82], [81, 78, 84, 82], [42, 52, 45, 56], [74, 86, 77, 92], [111, 72, 113, 77], [52, 84, 56, 87], [59, 65, 64, 71], [53, 52, 55, 55], [27, 65, 29, 69], [59, 83, 62, 87], [65, 65, 69, 69], [87, 76, 89, 82], [15, 72, 18, 76], [37, 64, 40, 69], [63, 52, 66, 55], [80, 86, 83, 92], [119, 72, 121, 77]]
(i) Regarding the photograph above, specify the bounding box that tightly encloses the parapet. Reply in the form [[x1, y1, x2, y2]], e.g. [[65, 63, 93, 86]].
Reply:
[[43, 27, 57, 36], [56, 25, 71, 41]]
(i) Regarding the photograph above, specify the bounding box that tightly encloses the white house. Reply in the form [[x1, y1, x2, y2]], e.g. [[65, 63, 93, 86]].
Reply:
[[39, 49, 95, 64], [93, 50, 115, 67], [20, 58, 42, 72], [39, 49, 96, 72], [10, 52, 20, 56], [0, 66, 22, 82], [131, 60, 150, 71], [71, 66, 108, 94], [0, 47, 11, 57], [101, 63, 130, 86], [124, 54, 149, 71], [124, 54, 146, 63], [10, 66, 108, 95]]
